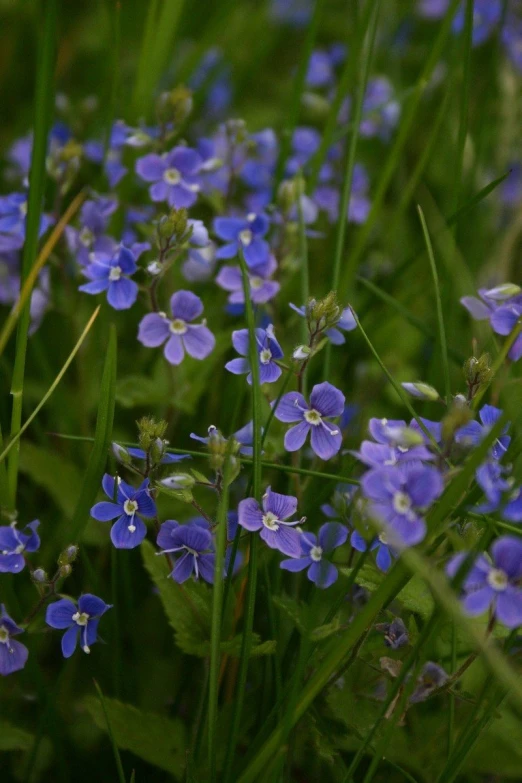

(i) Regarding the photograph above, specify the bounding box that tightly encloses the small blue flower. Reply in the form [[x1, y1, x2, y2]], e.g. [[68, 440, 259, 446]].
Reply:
[[274, 382, 345, 460], [226, 325, 284, 385], [409, 662, 448, 703], [375, 617, 409, 649], [156, 520, 216, 584], [280, 522, 348, 588], [45, 594, 111, 657], [351, 528, 395, 572], [238, 487, 302, 557], [136, 147, 203, 208], [455, 404, 510, 460], [79, 244, 146, 310], [112, 440, 190, 465], [90, 474, 156, 549], [0, 520, 40, 574], [0, 605, 28, 676], [213, 212, 271, 268]]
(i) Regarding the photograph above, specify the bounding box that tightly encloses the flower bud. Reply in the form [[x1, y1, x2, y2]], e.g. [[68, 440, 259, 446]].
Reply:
[[484, 283, 521, 301], [58, 544, 79, 567], [401, 382, 440, 401], [158, 207, 189, 243], [32, 568, 48, 584], [137, 417, 168, 451], [156, 85, 193, 126], [147, 260, 163, 276], [309, 291, 342, 332], [293, 344, 311, 360], [160, 473, 196, 490], [463, 353, 492, 396], [59, 564, 72, 578], [112, 442, 131, 464]]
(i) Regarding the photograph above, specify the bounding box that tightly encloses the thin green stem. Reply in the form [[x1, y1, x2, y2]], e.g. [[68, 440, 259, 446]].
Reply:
[[8, 0, 58, 507], [324, 0, 380, 376], [417, 205, 451, 402]]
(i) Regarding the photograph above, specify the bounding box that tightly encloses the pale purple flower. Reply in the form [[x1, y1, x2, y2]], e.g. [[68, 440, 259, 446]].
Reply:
[[138, 290, 215, 365], [447, 536, 522, 628], [0, 606, 28, 675], [225, 325, 283, 384], [238, 487, 302, 556], [280, 522, 348, 588], [361, 464, 444, 547], [274, 382, 345, 460], [375, 617, 409, 649], [351, 528, 395, 572], [136, 146, 203, 208], [216, 255, 280, 305], [410, 662, 448, 703], [455, 404, 510, 460]]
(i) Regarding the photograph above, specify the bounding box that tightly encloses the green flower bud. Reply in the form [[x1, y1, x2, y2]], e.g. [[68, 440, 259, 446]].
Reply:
[[293, 344, 311, 360], [401, 382, 440, 401], [160, 474, 195, 490], [137, 417, 168, 451], [157, 207, 190, 243], [112, 442, 131, 464], [32, 568, 48, 584], [463, 353, 492, 396], [59, 564, 72, 578], [157, 85, 193, 126]]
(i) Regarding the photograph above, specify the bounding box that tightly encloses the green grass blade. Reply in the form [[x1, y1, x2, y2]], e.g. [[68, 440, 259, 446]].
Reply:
[[324, 0, 380, 377], [417, 205, 451, 402], [222, 249, 263, 783], [93, 680, 126, 783], [273, 0, 324, 191], [69, 324, 117, 540], [133, 0, 186, 118], [340, 0, 461, 296], [208, 449, 233, 781], [7, 0, 58, 507], [0, 308, 100, 464], [452, 0, 474, 214]]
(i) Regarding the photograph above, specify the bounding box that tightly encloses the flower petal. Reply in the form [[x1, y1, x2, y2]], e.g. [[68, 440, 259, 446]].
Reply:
[[138, 313, 169, 347], [183, 325, 215, 360], [45, 599, 75, 629], [238, 498, 263, 531], [308, 559, 338, 589], [170, 290, 204, 322], [164, 334, 185, 365], [172, 552, 195, 583], [318, 522, 348, 553], [91, 501, 122, 522], [262, 487, 298, 520], [110, 515, 147, 549], [284, 421, 310, 452], [310, 421, 342, 460], [310, 382, 345, 417], [107, 278, 138, 310]]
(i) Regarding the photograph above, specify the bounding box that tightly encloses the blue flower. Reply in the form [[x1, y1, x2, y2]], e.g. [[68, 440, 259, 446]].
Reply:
[[455, 404, 510, 460], [375, 617, 409, 649], [216, 255, 280, 306], [0, 520, 40, 573], [351, 528, 395, 572], [0, 192, 53, 251], [156, 520, 216, 584], [136, 146, 203, 208], [138, 290, 215, 365], [79, 243, 146, 310], [274, 382, 345, 460], [213, 212, 271, 268], [280, 522, 348, 588], [238, 487, 302, 556], [45, 594, 111, 657], [361, 464, 444, 547], [112, 440, 190, 465], [410, 662, 448, 703], [226, 325, 284, 384], [0, 605, 28, 676], [90, 474, 156, 549], [65, 197, 118, 267]]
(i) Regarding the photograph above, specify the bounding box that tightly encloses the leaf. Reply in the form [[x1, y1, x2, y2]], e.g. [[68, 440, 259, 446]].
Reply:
[[0, 720, 34, 751], [18, 442, 82, 517], [310, 619, 342, 642], [141, 540, 274, 657], [69, 325, 117, 540], [83, 695, 186, 776], [340, 564, 435, 620]]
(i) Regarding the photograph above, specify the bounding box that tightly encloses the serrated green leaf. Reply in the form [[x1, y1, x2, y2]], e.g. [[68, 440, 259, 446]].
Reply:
[[83, 695, 186, 776], [141, 540, 274, 657]]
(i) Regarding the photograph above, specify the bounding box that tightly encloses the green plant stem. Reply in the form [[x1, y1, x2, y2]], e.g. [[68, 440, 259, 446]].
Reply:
[[8, 0, 58, 507], [417, 205, 451, 402], [222, 250, 263, 782], [323, 0, 380, 378]]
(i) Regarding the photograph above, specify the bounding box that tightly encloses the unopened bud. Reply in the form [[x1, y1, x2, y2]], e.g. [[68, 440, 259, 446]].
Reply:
[[401, 382, 440, 402], [32, 568, 47, 584], [112, 442, 131, 464], [147, 260, 163, 276], [309, 291, 342, 332], [293, 344, 311, 360], [158, 208, 189, 243], [59, 564, 72, 578], [160, 473, 195, 490], [464, 353, 492, 394], [157, 85, 193, 126], [484, 283, 521, 301], [137, 417, 168, 451]]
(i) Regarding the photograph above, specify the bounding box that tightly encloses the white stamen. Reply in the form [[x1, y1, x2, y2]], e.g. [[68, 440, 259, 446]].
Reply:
[[109, 265, 122, 281], [304, 409, 322, 425], [310, 545, 323, 562], [72, 611, 89, 627], [260, 348, 272, 364], [262, 512, 280, 531], [239, 229, 253, 246], [169, 318, 188, 335], [163, 167, 181, 185]]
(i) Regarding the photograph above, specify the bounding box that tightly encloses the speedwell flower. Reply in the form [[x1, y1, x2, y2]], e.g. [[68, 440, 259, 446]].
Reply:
[[45, 594, 111, 657], [280, 522, 348, 588], [156, 520, 216, 584], [238, 487, 302, 557], [275, 382, 345, 460], [225, 325, 283, 384], [0, 520, 40, 573], [90, 474, 156, 549], [0, 605, 28, 675]]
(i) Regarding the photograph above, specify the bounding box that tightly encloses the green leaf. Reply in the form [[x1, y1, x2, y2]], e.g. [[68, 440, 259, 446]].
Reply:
[[18, 442, 82, 517], [141, 540, 273, 658], [0, 720, 34, 751], [83, 695, 186, 777], [340, 564, 435, 620], [69, 325, 117, 540]]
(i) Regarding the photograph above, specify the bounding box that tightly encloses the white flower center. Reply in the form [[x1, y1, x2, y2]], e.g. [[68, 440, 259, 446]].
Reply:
[[487, 568, 508, 591], [250, 276, 263, 290], [304, 409, 322, 425], [259, 348, 272, 364], [0, 627, 9, 644], [109, 265, 122, 281], [378, 532, 388, 544], [310, 545, 323, 562], [72, 611, 90, 627], [124, 499, 138, 516], [392, 491, 411, 515], [163, 167, 181, 185], [169, 318, 188, 335], [79, 227, 94, 247], [19, 201, 28, 217], [239, 228, 253, 246], [262, 512, 280, 531]]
